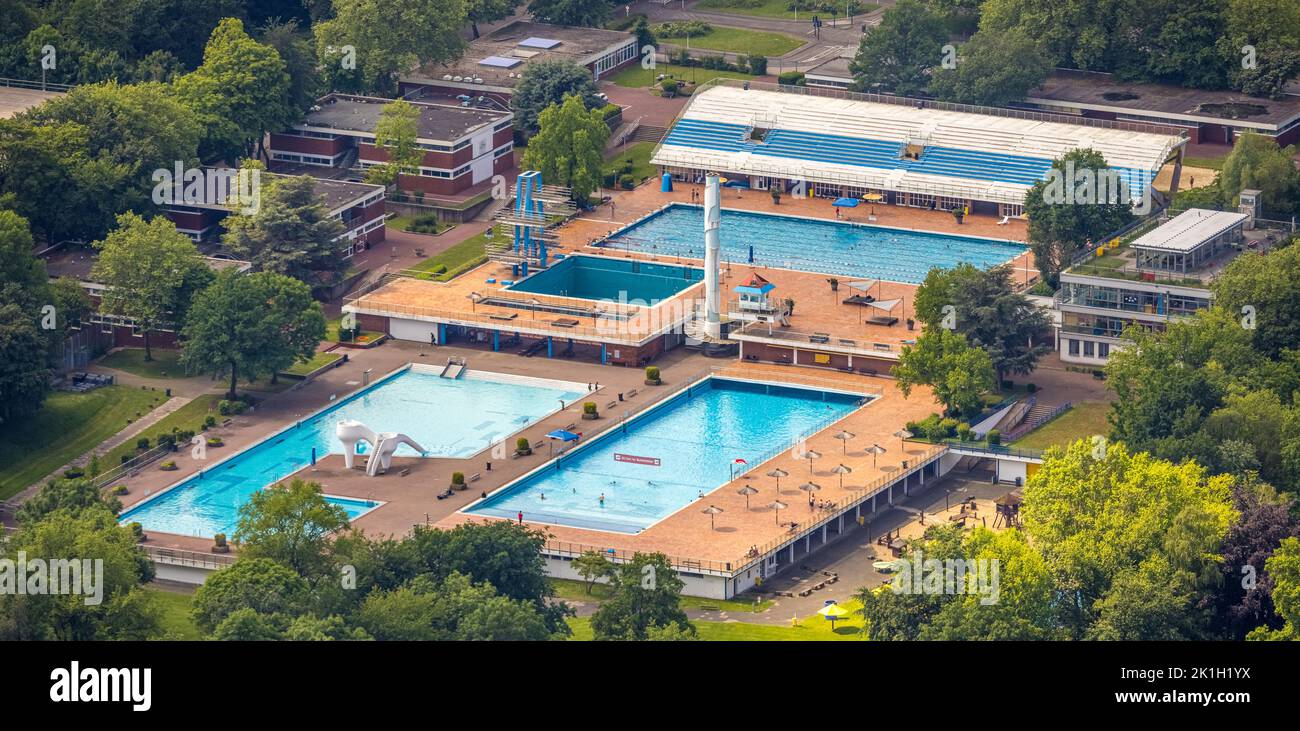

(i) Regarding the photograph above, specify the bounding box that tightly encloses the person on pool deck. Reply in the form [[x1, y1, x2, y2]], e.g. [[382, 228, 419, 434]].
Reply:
[[517, 511, 523, 525]]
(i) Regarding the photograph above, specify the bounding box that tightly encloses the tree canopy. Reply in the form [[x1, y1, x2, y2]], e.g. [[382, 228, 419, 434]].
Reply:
[[849, 0, 948, 96], [521, 94, 609, 204], [511, 59, 603, 135], [221, 175, 348, 286], [893, 327, 996, 417]]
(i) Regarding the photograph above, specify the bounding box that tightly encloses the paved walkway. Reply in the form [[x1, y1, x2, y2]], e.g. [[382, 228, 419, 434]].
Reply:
[[15, 394, 194, 503]]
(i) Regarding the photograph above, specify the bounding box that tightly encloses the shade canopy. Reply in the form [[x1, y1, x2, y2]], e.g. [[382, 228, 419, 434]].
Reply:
[[832, 197, 860, 208], [769, 501, 788, 510], [846, 280, 878, 292], [868, 298, 902, 312], [701, 505, 724, 515], [864, 444, 888, 455], [819, 603, 850, 618], [737, 485, 759, 496], [831, 464, 853, 475], [545, 429, 580, 441], [766, 468, 790, 478], [798, 482, 823, 492], [893, 429, 914, 440]]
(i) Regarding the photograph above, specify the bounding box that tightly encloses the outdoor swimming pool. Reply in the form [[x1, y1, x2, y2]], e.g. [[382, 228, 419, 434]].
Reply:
[[601, 204, 1026, 283], [507, 254, 703, 301], [464, 377, 869, 533], [120, 367, 588, 538]]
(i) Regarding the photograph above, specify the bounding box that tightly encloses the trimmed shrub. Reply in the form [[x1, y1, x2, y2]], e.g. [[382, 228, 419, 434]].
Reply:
[[136, 437, 151, 450], [645, 366, 661, 382], [618, 174, 635, 190], [748, 55, 768, 76], [1026, 383, 1038, 393], [451, 472, 465, 485], [583, 402, 598, 415], [778, 71, 805, 86], [956, 423, 973, 441], [987, 429, 1001, 445]]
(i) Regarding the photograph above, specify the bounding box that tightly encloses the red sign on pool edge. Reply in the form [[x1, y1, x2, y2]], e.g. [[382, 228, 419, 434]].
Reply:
[[614, 453, 661, 466]]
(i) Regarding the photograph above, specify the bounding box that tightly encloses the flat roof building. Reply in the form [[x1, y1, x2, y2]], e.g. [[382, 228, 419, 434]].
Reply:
[[1021, 70, 1300, 147], [400, 20, 638, 99], [267, 93, 515, 214], [652, 81, 1186, 217]]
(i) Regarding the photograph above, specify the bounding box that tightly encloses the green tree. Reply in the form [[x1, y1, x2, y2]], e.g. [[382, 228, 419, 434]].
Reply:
[[258, 19, 323, 115], [1024, 149, 1135, 288], [92, 212, 211, 361], [528, 0, 613, 27], [0, 302, 51, 426], [912, 263, 1052, 382], [221, 176, 349, 285], [1248, 537, 1300, 640], [409, 521, 572, 635], [212, 607, 290, 640], [180, 269, 326, 398], [363, 100, 424, 186], [1215, 133, 1299, 217], [17, 478, 122, 524], [928, 29, 1050, 107], [235, 478, 350, 578], [314, 0, 468, 95], [893, 328, 996, 417], [468, 0, 515, 38], [589, 553, 694, 640], [174, 18, 295, 163], [1022, 440, 1236, 638], [572, 550, 614, 593], [191, 558, 310, 634], [849, 0, 947, 96], [511, 59, 602, 135], [0, 506, 159, 640], [521, 94, 608, 204]]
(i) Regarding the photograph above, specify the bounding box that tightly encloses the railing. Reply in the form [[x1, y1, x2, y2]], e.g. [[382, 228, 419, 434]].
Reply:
[[713, 365, 885, 398], [732, 321, 910, 356], [143, 545, 235, 570], [543, 540, 736, 575], [732, 443, 948, 573], [0, 76, 74, 92], [92, 444, 174, 490], [940, 440, 1045, 461], [1003, 402, 1073, 443]]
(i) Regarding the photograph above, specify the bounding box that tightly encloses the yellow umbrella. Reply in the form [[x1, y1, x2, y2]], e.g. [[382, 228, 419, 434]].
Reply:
[[861, 193, 884, 202], [818, 602, 850, 629]]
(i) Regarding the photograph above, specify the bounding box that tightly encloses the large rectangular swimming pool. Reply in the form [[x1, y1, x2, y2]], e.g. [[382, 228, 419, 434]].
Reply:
[[506, 254, 703, 302], [602, 204, 1026, 284], [464, 377, 869, 533], [120, 367, 588, 538]]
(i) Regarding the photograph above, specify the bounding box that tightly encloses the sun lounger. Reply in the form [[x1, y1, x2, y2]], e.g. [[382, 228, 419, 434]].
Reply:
[[997, 215, 1010, 225]]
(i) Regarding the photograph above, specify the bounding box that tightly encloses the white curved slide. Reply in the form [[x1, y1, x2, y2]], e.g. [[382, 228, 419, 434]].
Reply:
[[336, 420, 426, 476]]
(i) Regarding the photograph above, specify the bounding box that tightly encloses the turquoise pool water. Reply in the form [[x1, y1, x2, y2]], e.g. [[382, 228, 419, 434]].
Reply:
[[120, 368, 587, 538], [465, 378, 867, 533], [602, 204, 1026, 284], [507, 255, 703, 301]]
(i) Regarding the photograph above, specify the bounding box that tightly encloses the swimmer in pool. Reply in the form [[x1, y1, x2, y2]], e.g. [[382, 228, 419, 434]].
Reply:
[[599, 493, 605, 506], [540, 492, 545, 500]]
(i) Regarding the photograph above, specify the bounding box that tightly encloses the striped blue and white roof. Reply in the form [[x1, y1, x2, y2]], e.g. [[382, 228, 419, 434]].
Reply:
[[651, 86, 1185, 206]]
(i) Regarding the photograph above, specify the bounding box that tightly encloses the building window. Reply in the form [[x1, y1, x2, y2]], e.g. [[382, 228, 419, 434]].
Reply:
[[1083, 340, 1095, 357], [1068, 339, 1079, 356], [1098, 342, 1110, 359]]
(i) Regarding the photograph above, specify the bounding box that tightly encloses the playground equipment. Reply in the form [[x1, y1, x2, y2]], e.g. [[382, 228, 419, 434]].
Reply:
[[336, 420, 426, 476]]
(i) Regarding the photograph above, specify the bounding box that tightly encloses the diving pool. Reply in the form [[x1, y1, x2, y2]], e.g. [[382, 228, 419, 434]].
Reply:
[[464, 377, 869, 533], [601, 204, 1026, 284], [507, 254, 703, 301], [120, 366, 588, 538]]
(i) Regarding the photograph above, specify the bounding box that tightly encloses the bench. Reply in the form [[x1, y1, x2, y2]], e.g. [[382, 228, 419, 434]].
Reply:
[[489, 313, 518, 321], [625, 388, 638, 398], [808, 332, 831, 343], [468, 473, 481, 483]]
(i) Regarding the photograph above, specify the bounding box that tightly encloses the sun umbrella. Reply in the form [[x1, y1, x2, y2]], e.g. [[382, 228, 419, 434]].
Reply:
[[864, 443, 887, 467], [830, 463, 853, 489], [802, 449, 822, 474], [893, 429, 913, 450], [737, 485, 759, 509], [799, 483, 822, 508], [769, 500, 788, 524], [701, 505, 723, 530], [832, 197, 859, 208], [818, 602, 850, 630], [767, 467, 789, 492], [832, 430, 855, 454]]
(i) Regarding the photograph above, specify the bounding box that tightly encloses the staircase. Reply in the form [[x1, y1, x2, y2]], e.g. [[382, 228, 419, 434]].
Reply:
[[630, 124, 668, 144], [1003, 401, 1073, 442]]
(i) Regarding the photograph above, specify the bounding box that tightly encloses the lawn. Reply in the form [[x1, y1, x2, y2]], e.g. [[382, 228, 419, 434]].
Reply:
[[1011, 401, 1112, 451], [98, 348, 184, 379], [0, 386, 165, 499], [603, 142, 657, 187], [1182, 155, 1227, 171], [550, 578, 774, 613], [99, 396, 221, 470], [565, 604, 864, 640], [696, 0, 879, 21], [281, 351, 343, 377], [609, 62, 754, 89], [324, 315, 383, 344], [407, 229, 492, 282], [144, 587, 202, 640], [654, 25, 803, 57], [387, 213, 455, 235]]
